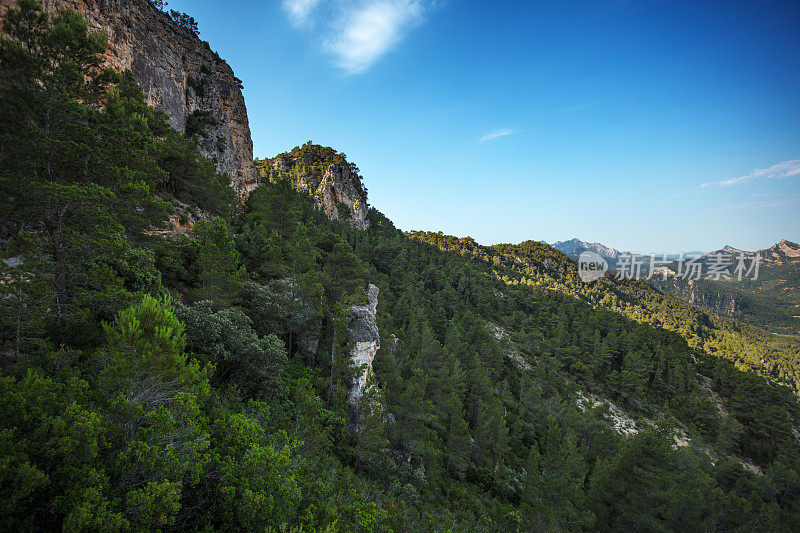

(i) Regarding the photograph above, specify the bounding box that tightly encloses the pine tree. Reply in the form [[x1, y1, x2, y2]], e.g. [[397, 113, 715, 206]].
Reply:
[[192, 217, 246, 306], [442, 389, 471, 480], [471, 394, 510, 483], [521, 417, 592, 530], [354, 374, 390, 477]]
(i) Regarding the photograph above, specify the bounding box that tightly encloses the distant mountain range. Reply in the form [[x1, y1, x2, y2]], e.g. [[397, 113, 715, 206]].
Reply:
[[552, 237, 800, 334], [550, 238, 705, 267], [705, 239, 800, 264], [550, 238, 627, 265], [553, 238, 800, 266]]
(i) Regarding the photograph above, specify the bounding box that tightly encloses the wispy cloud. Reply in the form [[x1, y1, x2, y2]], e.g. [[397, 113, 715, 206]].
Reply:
[[747, 191, 776, 200], [479, 129, 516, 143], [712, 194, 800, 212], [700, 159, 800, 190], [283, 0, 323, 27], [282, 0, 433, 74], [667, 193, 682, 199]]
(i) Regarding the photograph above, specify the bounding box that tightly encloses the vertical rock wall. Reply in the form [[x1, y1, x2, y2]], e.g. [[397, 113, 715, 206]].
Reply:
[[347, 285, 380, 403], [1, 0, 258, 194], [257, 145, 371, 229]]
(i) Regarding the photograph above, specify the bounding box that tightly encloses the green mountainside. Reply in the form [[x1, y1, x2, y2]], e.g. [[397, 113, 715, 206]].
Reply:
[[2, 2, 800, 531], [650, 261, 800, 335], [410, 233, 800, 396], [554, 238, 800, 335]]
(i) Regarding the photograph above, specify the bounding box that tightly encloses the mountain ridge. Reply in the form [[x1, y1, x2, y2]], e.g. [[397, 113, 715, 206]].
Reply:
[[704, 239, 800, 263], [551, 238, 627, 264], [554, 236, 800, 267], [2, 2, 800, 529]]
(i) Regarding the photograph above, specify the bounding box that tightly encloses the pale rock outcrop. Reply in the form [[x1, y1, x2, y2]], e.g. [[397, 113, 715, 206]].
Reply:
[[257, 145, 371, 229], [576, 391, 641, 437], [145, 199, 214, 237], [488, 322, 532, 371], [0, 0, 259, 194], [316, 163, 370, 230], [348, 285, 380, 403]]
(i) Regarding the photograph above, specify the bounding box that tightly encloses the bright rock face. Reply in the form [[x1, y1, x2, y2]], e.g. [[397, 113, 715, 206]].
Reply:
[[256, 144, 371, 229], [0, 0, 259, 194], [347, 285, 380, 403], [316, 163, 370, 230]]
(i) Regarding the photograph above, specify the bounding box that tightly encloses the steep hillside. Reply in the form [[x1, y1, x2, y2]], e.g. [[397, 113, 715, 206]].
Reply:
[[409, 233, 800, 396], [0, 0, 258, 193], [640, 240, 800, 334], [255, 142, 371, 229], [2, 3, 800, 531], [651, 263, 800, 335]]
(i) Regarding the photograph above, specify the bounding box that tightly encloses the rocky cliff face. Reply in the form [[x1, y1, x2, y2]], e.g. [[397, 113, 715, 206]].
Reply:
[[347, 285, 380, 403], [650, 277, 749, 323], [761, 239, 800, 264], [315, 163, 370, 229], [0, 0, 258, 194], [256, 143, 371, 229]]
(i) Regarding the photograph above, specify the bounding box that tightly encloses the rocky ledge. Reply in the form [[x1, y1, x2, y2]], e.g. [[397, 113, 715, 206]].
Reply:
[[347, 284, 380, 403]]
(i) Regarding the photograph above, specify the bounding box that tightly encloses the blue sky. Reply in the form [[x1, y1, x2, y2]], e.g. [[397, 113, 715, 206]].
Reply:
[[168, 0, 800, 252]]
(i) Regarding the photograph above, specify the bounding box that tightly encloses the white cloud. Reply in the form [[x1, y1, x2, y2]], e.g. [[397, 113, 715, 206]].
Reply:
[[282, 0, 432, 74], [700, 159, 800, 189], [479, 129, 516, 143], [283, 0, 323, 27]]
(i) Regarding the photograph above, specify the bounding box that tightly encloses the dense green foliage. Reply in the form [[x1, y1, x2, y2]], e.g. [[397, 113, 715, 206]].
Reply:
[[2, 3, 800, 531], [409, 233, 800, 397], [651, 262, 800, 335]]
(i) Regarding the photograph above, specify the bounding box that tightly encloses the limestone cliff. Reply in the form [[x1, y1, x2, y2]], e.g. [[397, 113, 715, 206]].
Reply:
[[256, 143, 370, 229], [347, 284, 380, 403], [0, 0, 258, 194], [759, 239, 800, 264], [316, 164, 370, 230]]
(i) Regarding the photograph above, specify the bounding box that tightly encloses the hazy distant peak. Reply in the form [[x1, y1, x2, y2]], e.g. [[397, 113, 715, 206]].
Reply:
[[703, 239, 800, 264], [551, 238, 625, 262]]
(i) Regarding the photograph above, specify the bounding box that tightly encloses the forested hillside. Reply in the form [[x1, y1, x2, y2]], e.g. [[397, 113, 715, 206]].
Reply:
[[1, 2, 800, 531], [650, 263, 800, 335], [552, 238, 800, 335], [409, 233, 800, 397]]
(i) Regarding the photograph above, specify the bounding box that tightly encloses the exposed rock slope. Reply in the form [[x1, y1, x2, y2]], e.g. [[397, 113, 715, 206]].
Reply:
[[0, 0, 258, 194], [256, 143, 370, 229], [552, 238, 626, 266], [758, 239, 800, 264], [704, 239, 800, 264], [347, 284, 380, 403]]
